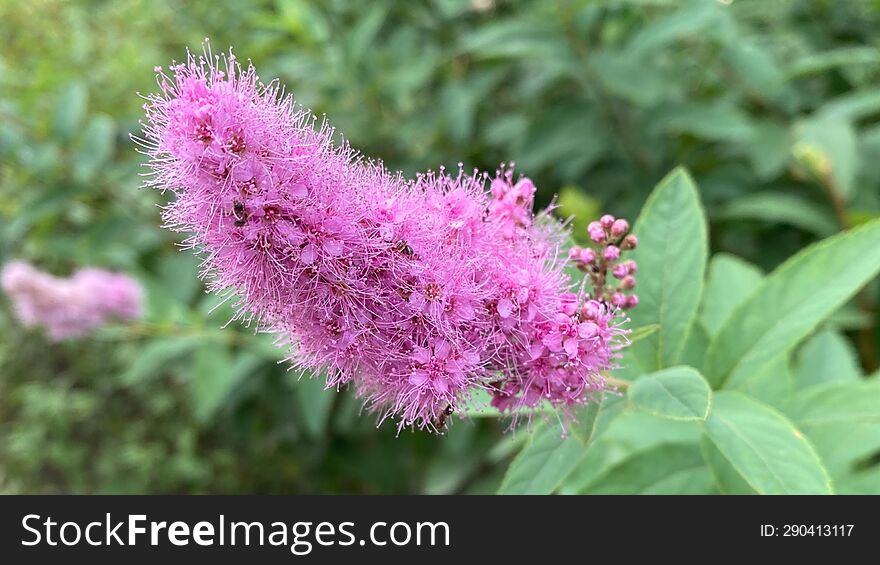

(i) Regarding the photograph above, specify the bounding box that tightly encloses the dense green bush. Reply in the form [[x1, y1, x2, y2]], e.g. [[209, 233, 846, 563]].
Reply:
[[1, 0, 878, 494]]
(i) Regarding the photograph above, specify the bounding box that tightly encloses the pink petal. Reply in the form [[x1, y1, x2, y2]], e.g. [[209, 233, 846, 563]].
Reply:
[[323, 238, 344, 256], [289, 183, 308, 199], [300, 244, 316, 265], [497, 298, 514, 318], [578, 321, 598, 339], [432, 378, 449, 394], [409, 371, 428, 386], [456, 300, 475, 321], [433, 340, 451, 359]]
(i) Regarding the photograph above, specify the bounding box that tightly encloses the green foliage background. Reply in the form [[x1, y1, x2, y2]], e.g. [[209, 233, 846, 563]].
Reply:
[[1, 0, 879, 494]]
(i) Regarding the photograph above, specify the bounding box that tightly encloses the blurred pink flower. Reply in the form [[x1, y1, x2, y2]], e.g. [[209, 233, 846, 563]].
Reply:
[[1, 261, 144, 341]]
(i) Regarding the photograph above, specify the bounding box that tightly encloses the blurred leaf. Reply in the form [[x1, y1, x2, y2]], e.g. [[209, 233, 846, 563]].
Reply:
[[628, 366, 711, 421], [73, 114, 116, 182], [782, 380, 880, 479], [652, 102, 755, 142], [121, 336, 201, 385], [628, 323, 659, 345], [515, 107, 606, 177], [717, 192, 839, 237], [722, 41, 785, 101], [345, 3, 386, 64], [625, 0, 723, 58], [819, 89, 880, 122], [628, 168, 708, 371], [794, 115, 858, 199], [705, 219, 880, 388], [794, 330, 862, 390], [461, 19, 560, 60], [591, 51, 676, 106], [743, 121, 790, 180], [159, 252, 202, 306], [191, 344, 246, 423], [786, 46, 880, 79], [555, 186, 600, 241], [497, 403, 599, 494], [291, 374, 334, 439], [52, 81, 88, 141], [703, 392, 832, 494], [583, 444, 713, 494], [700, 253, 763, 338]]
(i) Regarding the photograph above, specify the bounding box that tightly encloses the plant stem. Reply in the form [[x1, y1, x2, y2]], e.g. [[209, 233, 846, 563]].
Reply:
[[605, 375, 629, 391], [818, 171, 879, 373]]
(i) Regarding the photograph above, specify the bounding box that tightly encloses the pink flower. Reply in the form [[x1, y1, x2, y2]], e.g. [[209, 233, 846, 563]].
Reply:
[[138, 46, 629, 431], [1, 261, 143, 341]]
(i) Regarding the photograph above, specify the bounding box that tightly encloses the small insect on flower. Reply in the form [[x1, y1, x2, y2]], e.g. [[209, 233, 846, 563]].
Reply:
[[232, 200, 247, 227], [393, 240, 414, 256], [436, 404, 455, 431], [137, 44, 632, 433]]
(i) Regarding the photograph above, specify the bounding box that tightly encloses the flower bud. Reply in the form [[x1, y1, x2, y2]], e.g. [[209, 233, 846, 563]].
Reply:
[[579, 247, 596, 264], [599, 214, 615, 229], [622, 234, 638, 250], [580, 300, 601, 320], [604, 245, 620, 261], [610, 219, 629, 237], [612, 263, 630, 279], [621, 276, 636, 289], [587, 221, 605, 243]]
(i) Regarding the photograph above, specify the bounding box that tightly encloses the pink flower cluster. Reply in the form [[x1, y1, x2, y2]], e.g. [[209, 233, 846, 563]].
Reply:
[[569, 214, 639, 310], [138, 47, 630, 431], [1, 261, 144, 341]]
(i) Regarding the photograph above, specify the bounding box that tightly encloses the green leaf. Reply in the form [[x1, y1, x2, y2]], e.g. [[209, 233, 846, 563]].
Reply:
[[556, 186, 600, 244], [722, 42, 785, 101], [652, 102, 755, 142], [628, 323, 659, 345], [121, 336, 201, 385], [701, 435, 756, 494], [191, 344, 249, 423], [591, 51, 677, 106], [53, 81, 88, 141], [794, 330, 862, 390], [678, 323, 709, 373], [717, 192, 838, 238], [705, 219, 880, 389], [583, 444, 714, 494], [627, 167, 708, 372], [702, 392, 832, 494], [561, 409, 702, 493], [742, 122, 791, 180], [794, 115, 858, 199], [785, 47, 880, 79], [628, 366, 711, 421], [625, 0, 723, 58], [498, 403, 599, 494], [726, 354, 793, 409], [291, 373, 334, 438], [782, 381, 880, 478], [700, 253, 764, 339], [819, 89, 880, 122], [74, 114, 116, 182]]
